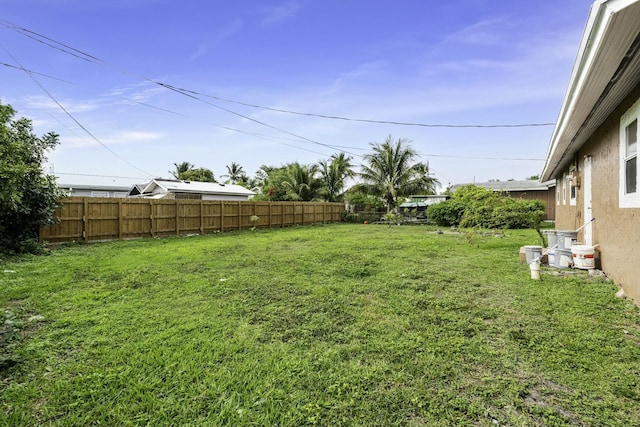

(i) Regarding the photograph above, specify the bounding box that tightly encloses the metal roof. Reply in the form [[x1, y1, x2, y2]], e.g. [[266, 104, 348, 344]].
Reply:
[[58, 183, 131, 192], [541, 0, 640, 181], [453, 180, 555, 192], [142, 179, 255, 196]]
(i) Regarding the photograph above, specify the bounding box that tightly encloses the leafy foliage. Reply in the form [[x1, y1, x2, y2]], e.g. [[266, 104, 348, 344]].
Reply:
[[221, 162, 246, 184], [255, 163, 322, 201], [427, 184, 545, 229], [318, 153, 355, 202], [357, 135, 440, 211], [169, 161, 195, 179], [425, 198, 466, 227], [0, 102, 63, 254], [179, 167, 216, 182]]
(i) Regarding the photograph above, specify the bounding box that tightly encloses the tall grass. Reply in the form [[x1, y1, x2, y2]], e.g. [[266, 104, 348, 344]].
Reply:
[[1, 224, 639, 426]]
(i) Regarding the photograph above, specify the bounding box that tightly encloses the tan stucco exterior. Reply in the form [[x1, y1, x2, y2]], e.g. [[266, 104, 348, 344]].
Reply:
[[554, 83, 640, 303]]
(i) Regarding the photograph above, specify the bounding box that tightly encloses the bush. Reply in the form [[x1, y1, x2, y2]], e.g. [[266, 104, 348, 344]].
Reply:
[[427, 185, 545, 229], [427, 199, 466, 226]]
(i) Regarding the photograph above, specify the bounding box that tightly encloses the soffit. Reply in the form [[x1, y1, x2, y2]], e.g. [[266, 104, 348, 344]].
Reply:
[[541, 0, 640, 180]]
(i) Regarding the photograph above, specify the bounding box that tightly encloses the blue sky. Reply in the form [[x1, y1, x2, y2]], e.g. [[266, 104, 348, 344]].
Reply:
[[1, 0, 590, 189]]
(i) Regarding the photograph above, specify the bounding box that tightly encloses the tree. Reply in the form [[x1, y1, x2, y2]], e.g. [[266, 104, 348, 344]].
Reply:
[[180, 167, 216, 182], [169, 161, 195, 179], [282, 162, 321, 201], [358, 135, 440, 211], [0, 102, 63, 253], [254, 163, 321, 201], [319, 152, 355, 202], [221, 162, 246, 184]]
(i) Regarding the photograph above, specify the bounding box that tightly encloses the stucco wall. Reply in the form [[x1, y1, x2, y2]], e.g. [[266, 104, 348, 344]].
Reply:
[[554, 83, 640, 303], [510, 188, 555, 220]]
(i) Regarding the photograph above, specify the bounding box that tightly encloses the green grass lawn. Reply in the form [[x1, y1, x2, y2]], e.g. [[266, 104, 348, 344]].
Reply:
[[1, 224, 639, 426]]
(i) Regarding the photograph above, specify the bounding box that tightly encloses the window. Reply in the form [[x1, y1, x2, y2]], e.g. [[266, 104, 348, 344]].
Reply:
[[557, 180, 561, 206], [91, 191, 110, 198], [625, 119, 637, 194], [562, 174, 567, 205], [620, 99, 640, 208], [569, 174, 577, 206]]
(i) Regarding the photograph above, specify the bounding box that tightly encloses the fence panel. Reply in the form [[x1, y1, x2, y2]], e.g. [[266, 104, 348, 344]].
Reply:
[[40, 197, 345, 244]]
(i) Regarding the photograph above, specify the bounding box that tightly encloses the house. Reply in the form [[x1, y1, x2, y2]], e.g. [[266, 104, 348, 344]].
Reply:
[[451, 180, 556, 220], [541, 0, 640, 302], [129, 179, 255, 201], [399, 195, 450, 216], [58, 183, 131, 198]]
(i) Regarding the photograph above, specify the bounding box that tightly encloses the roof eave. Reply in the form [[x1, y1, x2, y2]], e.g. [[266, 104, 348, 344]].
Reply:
[[541, 0, 640, 181]]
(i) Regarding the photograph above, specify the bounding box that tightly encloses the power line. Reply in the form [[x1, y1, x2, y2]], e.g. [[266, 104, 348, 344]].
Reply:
[[0, 44, 155, 178], [0, 61, 73, 83], [417, 152, 545, 161], [1, 19, 557, 130], [0, 19, 359, 158], [56, 172, 150, 180]]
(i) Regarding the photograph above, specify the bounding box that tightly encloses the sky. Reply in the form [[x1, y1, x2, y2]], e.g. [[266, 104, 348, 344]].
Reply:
[[1, 0, 592, 191]]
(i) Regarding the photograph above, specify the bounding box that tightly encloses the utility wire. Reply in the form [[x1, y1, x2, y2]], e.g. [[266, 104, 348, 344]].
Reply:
[[1, 19, 358, 158], [2, 19, 556, 129], [0, 61, 73, 83], [0, 44, 155, 178]]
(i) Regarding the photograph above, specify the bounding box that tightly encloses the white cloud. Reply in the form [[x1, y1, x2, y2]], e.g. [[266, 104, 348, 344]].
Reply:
[[58, 130, 163, 149], [24, 95, 99, 113]]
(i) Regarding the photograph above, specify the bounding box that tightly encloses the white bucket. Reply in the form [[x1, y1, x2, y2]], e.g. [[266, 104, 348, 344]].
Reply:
[[529, 260, 541, 280], [555, 249, 573, 268], [556, 230, 578, 250], [571, 245, 595, 270], [547, 249, 555, 266], [524, 245, 543, 264]]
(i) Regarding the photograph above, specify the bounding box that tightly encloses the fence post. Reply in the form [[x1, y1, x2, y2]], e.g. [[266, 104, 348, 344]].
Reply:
[[83, 198, 89, 242], [175, 200, 180, 235], [118, 199, 123, 240], [200, 200, 204, 234], [149, 200, 154, 238], [237, 201, 241, 230], [220, 200, 224, 233], [268, 202, 272, 228]]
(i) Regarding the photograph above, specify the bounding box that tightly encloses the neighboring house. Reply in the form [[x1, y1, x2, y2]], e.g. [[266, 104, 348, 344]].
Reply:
[[541, 0, 640, 302], [452, 180, 556, 220], [399, 195, 450, 215], [129, 179, 255, 201], [58, 183, 131, 198]]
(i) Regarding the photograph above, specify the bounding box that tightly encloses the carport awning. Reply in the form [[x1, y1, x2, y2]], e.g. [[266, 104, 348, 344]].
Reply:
[[399, 201, 428, 208]]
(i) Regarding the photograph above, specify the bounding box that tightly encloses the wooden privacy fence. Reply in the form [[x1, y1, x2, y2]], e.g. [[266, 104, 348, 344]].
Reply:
[[40, 197, 345, 243]]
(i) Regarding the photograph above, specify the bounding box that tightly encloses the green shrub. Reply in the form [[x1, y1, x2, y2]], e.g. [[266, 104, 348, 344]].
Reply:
[[427, 185, 545, 229], [427, 199, 466, 226]]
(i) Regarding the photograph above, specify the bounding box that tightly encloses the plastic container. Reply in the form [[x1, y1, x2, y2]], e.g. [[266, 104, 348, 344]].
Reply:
[[543, 230, 558, 249], [571, 245, 596, 269], [547, 249, 555, 266], [524, 245, 543, 264], [556, 230, 578, 250], [555, 249, 573, 268], [529, 260, 541, 280]]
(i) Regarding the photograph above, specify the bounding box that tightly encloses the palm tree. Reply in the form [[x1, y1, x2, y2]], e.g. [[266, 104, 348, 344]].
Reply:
[[358, 135, 440, 211], [221, 162, 245, 184], [282, 162, 321, 201], [319, 152, 356, 202], [169, 161, 194, 180]]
